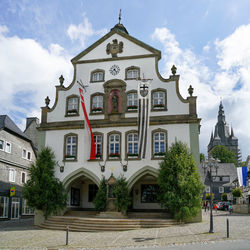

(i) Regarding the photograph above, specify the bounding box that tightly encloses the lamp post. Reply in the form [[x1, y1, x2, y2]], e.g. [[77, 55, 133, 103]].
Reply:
[[202, 157, 220, 233]]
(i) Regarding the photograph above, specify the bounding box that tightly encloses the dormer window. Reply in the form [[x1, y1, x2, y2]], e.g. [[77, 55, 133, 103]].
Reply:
[[125, 66, 140, 80], [90, 69, 105, 82], [66, 95, 79, 116]]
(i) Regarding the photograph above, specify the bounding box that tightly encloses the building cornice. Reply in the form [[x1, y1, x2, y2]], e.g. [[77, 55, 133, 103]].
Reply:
[[0, 158, 30, 170], [38, 115, 200, 131]]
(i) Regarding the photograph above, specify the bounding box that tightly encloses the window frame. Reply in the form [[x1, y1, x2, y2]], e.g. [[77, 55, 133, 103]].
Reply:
[[90, 69, 105, 83], [5, 142, 11, 153], [107, 131, 121, 160], [206, 186, 210, 193], [125, 66, 140, 80], [151, 88, 167, 111], [22, 149, 27, 159], [64, 133, 78, 161], [0, 139, 4, 151], [126, 90, 138, 112], [93, 132, 104, 160], [90, 93, 105, 115], [21, 172, 26, 184], [125, 130, 139, 160], [219, 186, 224, 193], [151, 129, 168, 159], [65, 95, 80, 117], [0, 196, 9, 218], [9, 168, 15, 182]]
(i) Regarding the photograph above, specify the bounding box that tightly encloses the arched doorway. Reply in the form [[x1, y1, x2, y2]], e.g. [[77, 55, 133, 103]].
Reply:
[[128, 166, 161, 210], [63, 169, 100, 210]]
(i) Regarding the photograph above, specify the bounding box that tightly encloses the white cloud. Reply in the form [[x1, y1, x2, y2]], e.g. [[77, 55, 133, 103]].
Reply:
[[67, 16, 107, 47], [152, 25, 250, 160], [0, 25, 73, 129]]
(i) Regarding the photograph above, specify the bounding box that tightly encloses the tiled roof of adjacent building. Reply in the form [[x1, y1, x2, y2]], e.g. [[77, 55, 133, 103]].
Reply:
[[0, 115, 30, 141]]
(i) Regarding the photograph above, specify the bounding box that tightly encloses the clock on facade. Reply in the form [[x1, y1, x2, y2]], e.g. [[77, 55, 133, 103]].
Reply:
[[109, 65, 120, 76]]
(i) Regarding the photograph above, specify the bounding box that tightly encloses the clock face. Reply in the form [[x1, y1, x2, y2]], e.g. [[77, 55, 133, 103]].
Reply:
[[109, 65, 120, 76]]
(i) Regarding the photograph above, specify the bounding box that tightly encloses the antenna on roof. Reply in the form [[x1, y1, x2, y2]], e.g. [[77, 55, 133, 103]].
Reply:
[[119, 9, 121, 24]]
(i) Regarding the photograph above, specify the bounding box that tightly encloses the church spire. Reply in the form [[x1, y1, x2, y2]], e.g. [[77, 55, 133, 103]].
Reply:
[[218, 101, 225, 122], [231, 126, 234, 137], [210, 130, 214, 142]]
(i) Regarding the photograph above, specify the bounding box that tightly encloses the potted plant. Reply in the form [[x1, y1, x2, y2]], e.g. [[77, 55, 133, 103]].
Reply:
[[109, 153, 120, 158], [153, 103, 165, 109], [127, 105, 138, 111], [65, 155, 76, 160], [127, 153, 138, 158], [67, 109, 78, 114], [154, 152, 165, 157], [92, 107, 103, 112]]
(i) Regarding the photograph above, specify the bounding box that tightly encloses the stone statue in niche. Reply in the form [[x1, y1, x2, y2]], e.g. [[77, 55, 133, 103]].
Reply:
[[111, 92, 119, 113]]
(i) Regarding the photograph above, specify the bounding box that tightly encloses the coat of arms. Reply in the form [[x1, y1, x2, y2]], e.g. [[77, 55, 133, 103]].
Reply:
[[106, 39, 123, 57], [140, 83, 149, 97]]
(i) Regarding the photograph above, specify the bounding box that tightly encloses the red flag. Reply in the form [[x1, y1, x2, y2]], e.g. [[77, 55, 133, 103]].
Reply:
[[79, 87, 96, 160]]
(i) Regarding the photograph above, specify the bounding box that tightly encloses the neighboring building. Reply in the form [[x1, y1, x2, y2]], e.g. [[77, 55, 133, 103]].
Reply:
[[38, 21, 201, 211], [200, 163, 237, 201], [0, 115, 36, 219], [24, 117, 39, 152], [207, 101, 238, 160]]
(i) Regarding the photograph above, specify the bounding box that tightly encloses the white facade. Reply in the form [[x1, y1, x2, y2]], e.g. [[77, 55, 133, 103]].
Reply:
[[39, 24, 200, 210]]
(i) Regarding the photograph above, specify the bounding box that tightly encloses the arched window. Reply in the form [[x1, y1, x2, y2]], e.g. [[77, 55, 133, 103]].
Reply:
[[64, 133, 78, 161], [125, 66, 140, 80], [66, 95, 79, 116], [152, 129, 168, 159], [90, 69, 105, 82]]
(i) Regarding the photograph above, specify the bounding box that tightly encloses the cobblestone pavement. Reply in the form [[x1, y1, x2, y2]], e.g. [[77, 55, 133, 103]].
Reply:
[[0, 210, 250, 250]]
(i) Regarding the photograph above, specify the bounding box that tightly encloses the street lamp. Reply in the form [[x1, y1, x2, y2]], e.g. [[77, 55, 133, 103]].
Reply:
[[202, 156, 220, 233]]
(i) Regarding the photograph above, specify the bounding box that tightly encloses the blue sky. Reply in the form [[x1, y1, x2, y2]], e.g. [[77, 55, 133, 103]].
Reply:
[[0, 0, 250, 161]]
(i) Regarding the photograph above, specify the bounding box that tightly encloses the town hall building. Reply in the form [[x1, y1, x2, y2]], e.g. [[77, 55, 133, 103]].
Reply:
[[38, 20, 201, 211]]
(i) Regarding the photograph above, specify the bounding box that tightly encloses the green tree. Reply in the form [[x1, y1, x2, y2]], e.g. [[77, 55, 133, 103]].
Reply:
[[200, 153, 205, 162], [210, 145, 236, 164], [22, 147, 67, 218], [157, 141, 204, 221], [205, 193, 214, 201], [93, 177, 107, 211], [232, 187, 242, 197], [221, 193, 228, 201], [113, 175, 131, 213]]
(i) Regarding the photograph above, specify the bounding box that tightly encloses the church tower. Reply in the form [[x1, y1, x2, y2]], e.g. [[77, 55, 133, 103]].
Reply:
[[208, 101, 238, 158]]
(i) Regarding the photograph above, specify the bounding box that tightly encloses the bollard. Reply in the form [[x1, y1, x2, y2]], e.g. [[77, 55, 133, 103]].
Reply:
[[227, 218, 229, 238], [66, 225, 69, 245]]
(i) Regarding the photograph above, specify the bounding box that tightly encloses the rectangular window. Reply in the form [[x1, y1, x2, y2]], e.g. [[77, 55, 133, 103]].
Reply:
[[206, 186, 210, 193], [67, 97, 78, 114], [127, 133, 138, 156], [92, 96, 103, 111], [22, 199, 34, 215], [141, 184, 159, 203], [153, 132, 165, 156], [0, 140, 4, 151], [9, 168, 15, 182], [92, 72, 104, 82], [219, 186, 224, 193], [127, 69, 139, 79], [27, 152, 31, 160], [127, 93, 138, 109], [5, 142, 11, 153], [88, 184, 99, 202], [153, 92, 165, 108], [109, 134, 120, 156], [94, 135, 102, 158], [21, 172, 26, 184], [222, 176, 230, 182], [65, 135, 77, 159], [0, 196, 9, 218], [22, 149, 27, 158]]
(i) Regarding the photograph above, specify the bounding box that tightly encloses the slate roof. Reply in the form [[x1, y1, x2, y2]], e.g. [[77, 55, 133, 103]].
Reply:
[[0, 115, 30, 141], [199, 163, 237, 186]]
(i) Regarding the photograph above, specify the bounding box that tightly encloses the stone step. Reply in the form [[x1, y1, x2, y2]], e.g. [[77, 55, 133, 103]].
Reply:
[[40, 216, 178, 232]]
